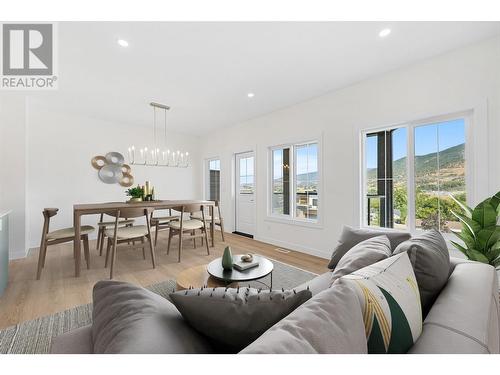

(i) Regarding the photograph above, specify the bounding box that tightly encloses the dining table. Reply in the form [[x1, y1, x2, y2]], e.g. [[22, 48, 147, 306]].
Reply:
[[72, 200, 216, 277]]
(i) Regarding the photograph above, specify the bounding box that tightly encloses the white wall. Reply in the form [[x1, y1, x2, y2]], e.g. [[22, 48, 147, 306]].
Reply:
[[199, 36, 500, 259], [23, 101, 202, 252], [0, 94, 29, 259]]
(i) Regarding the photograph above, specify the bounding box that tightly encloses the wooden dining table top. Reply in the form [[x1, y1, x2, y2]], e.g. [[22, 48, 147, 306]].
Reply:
[[73, 199, 215, 213]]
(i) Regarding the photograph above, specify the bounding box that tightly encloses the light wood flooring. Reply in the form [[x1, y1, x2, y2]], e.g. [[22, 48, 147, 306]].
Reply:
[[0, 231, 328, 330]]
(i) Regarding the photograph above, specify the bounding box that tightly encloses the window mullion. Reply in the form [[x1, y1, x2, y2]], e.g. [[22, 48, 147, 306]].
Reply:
[[407, 124, 416, 233]]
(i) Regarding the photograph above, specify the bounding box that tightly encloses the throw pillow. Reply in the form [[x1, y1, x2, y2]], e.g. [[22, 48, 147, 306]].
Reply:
[[328, 226, 411, 269], [92, 280, 214, 354], [330, 235, 391, 284], [169, 286, 312, 350], [392, 229, 450, 317], [240, 283, 367, 354], [336, 252, 422, 354]]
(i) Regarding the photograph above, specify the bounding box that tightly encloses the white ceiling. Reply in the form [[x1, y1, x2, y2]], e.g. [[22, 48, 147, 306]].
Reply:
[[31, 22, 500, 134]]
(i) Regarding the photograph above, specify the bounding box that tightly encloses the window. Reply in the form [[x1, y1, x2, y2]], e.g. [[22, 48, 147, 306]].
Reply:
[[270, 141, 319, 222], [207, 159, 220, 201], [362, 114, 468, 233], [239, 156, 254, 194]]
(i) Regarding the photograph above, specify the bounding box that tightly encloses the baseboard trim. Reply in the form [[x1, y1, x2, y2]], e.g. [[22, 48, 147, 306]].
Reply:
[[253, 235, 330, 260], [232, 231, 254, 239]]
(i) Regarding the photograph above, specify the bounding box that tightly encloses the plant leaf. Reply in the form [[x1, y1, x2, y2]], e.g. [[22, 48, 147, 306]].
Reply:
[[449, 193, 473, 218], [476, 229, 496, 251], [450, 240, 468, 256], [452, 230, 475, 250], [472, 200, 498, 229], [490, 191, 500, 212], [466, 249, 489, 263], [451, 210, 480, 236], [486, 247, 500, 263]]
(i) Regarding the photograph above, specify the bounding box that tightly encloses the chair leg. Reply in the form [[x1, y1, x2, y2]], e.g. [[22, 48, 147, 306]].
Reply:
[[219, 219, 225, 241], [167, 229, 172, 255], [178, 231, 183, 263], [148, 235, 156, 269], [83, 235, 90, 269], [36, 239, 47, 280], [192, 230, 196, 248], [95, 227, 102, 252], [154, 223, 159, 246], [105, 238, 111, 268], [141, 237, 146, 260], [99, 231, 106, 256], [110, 238, 118, 279], [203, 227, 210, 256]]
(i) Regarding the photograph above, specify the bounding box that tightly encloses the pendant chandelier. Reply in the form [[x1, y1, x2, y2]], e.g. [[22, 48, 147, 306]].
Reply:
[[127, 102, 189, 168]]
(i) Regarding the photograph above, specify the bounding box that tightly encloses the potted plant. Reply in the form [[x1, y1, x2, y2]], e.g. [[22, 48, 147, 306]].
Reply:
[[125, 186, 144, 203], [450, 190, 500, 267]]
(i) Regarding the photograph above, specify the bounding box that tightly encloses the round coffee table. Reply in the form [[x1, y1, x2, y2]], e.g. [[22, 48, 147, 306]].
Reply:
[[175, 255, 274, 291], [207, 254, 274, 288]]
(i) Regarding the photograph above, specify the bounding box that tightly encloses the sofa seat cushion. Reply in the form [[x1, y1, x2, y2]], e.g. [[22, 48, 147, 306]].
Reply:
[[393, 229, 450, 317], [337, 252, 422, 354], [409, 261, 499, 354], [240, 284, 367, 354], [330, 235, 391, 284], [328, 226, 410, 269], [92, 280, 214, 354], [170, 287, 312, 351]]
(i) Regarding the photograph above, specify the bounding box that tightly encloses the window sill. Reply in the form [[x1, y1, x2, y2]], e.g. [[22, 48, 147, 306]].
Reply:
[[265, 215, 323, 229]]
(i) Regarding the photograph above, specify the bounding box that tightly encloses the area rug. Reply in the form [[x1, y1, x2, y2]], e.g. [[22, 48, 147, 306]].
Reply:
[[0, 259, 318, 354]]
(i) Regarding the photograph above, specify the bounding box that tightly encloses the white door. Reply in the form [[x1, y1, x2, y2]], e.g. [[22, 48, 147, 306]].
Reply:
[[235, 151, 255, 236]]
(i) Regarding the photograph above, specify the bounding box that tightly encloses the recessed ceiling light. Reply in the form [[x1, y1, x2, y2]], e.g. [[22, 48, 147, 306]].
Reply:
[[247, 93, 255, 98], [117, 39, 129, 47], [378, 28, 391, 38]]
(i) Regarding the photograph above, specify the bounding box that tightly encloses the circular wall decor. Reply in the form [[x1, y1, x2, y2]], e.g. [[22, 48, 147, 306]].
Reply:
[[91, 156, 107, 170], [120, 173, 134, 187], [92, 152, 134, 186]]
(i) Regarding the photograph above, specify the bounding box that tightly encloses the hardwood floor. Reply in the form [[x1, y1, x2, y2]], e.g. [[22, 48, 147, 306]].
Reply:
[[0, 231, 328, 330]]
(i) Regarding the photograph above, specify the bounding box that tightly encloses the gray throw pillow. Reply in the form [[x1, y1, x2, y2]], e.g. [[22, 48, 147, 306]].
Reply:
[[92, 280, 214, 354], [330, 235, 391, 284], [169, 287, 312, 350], [328, 226, 411, 269], [240, 284, 367, 354], [393, 229, 450, 316]]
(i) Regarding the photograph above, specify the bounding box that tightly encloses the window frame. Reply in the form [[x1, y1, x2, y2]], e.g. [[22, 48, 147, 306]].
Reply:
[[268, 139, 321, 226], [205, 157, 221, 201], [360, 110, 473, 235]]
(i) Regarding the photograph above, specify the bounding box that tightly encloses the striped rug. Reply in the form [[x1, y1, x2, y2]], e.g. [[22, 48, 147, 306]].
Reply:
[[0, 259, 318, 354]]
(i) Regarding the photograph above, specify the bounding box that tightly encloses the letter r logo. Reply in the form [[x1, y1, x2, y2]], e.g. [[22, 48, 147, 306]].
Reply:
[[2, 24, 53, 75]]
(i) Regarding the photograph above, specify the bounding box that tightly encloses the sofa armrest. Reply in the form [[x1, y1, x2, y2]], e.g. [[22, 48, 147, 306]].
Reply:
[[50, 325, 93, 354]]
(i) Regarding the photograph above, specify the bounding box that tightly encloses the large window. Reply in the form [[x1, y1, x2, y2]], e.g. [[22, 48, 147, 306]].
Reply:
[[362, 114, 468, 233], [207, 159, 220, 201], [239, 156, 254, 194], [270, 141, 319, 221]]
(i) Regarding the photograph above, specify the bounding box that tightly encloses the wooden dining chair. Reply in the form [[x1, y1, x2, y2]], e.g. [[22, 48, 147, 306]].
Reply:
[[191, 200, 225, 241], [103, 207, 156, 279], [150, 209, 180, 246], [36, 208, 95, 280], [167, 205, 210, 262], [95, 213, 135, 255]]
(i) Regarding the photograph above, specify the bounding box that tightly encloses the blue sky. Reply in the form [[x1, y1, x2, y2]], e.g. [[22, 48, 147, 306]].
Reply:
[[366, 118, 465, 169]]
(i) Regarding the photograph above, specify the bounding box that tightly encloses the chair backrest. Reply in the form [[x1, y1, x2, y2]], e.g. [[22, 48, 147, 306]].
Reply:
[[42, 208, 59, 234], [105, 207, 154, 219], [181, 204, 205, 215], [213, 200, 223, 219]]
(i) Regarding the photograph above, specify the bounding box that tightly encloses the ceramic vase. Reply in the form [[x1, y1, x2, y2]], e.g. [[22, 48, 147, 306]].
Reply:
[[222, 246, 233, 270]]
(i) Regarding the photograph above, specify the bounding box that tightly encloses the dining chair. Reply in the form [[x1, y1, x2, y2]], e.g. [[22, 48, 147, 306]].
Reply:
[[150, 209, 180, 246], [95, 213, 135, 255], [103, 207, 156, 279], [36, 208, 95, 280], [167, 204, 210, 262], [191, 200, 225, 241]]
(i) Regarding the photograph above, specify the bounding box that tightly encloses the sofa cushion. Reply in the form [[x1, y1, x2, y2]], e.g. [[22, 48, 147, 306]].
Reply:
[[92, 280, 214, 354], [50, 325, 93, 354], [393, 229, 450, 316], [330, 235, 391, 284], [328, 226, 411, 269], [169, 287, 312, 351], [240, 284, 367, 354], [337, 252, 422, 354], [294, 271, 332, 296], [409, 261, 499, 354]]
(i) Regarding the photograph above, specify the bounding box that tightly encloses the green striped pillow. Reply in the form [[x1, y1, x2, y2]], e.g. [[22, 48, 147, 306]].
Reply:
[[336, 252, 422, 354]]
